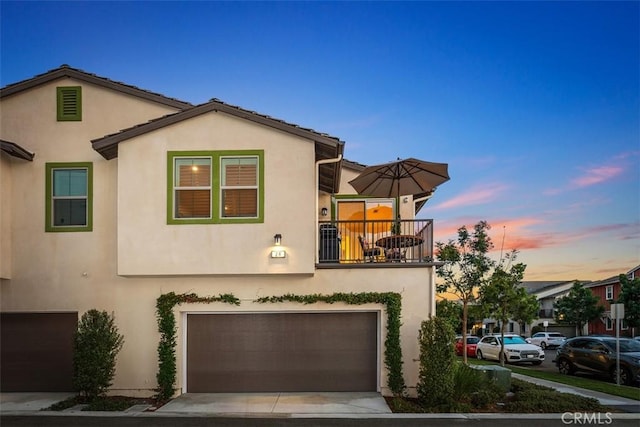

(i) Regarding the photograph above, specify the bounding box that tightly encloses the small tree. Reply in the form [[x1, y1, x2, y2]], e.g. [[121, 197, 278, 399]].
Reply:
[[554, 281, 604, 336], [617, 273, 640, 336], [417, 316, 455, 408], [511, 287, 540, 337], [479, 251, 527, 366], [436, 220, 494, 363], [73, 309, 124, 401], [436, 299, 463, 333]]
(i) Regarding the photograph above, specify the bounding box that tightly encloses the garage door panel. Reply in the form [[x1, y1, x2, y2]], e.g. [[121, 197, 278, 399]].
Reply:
[[1, 312, 77, 392], [187, 312, 377, 392]]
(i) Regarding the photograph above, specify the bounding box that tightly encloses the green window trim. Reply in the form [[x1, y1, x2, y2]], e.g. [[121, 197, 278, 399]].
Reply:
[[167, 150, 264, 225], [45, 162, 93, 232], [56, 86, 82, 121]]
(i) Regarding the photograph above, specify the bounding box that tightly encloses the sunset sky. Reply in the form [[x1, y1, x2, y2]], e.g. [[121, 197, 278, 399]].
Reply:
[[2, 1, 638, 281]]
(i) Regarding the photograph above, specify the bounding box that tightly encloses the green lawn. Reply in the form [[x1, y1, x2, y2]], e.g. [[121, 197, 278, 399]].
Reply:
[[463, 357, 640, 401]]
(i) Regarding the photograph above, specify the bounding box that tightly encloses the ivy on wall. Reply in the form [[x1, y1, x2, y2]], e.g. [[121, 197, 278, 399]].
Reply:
[[155, 292, 240, 401], [255, 292, 406, 396], [155, 290, 406, 400]]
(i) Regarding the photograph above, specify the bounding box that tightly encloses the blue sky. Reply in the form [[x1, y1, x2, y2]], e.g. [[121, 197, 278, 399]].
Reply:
[[2, 1, 638, 280]]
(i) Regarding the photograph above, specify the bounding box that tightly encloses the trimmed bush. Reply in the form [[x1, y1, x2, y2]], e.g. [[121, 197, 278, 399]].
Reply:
[[73, 309, 124, 401], [417, 316, 455, 407]]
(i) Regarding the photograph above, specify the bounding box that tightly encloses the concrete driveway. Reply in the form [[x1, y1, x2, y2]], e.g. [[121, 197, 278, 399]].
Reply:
[[0, 392, 75, 411], [156, 392, 392, 415]]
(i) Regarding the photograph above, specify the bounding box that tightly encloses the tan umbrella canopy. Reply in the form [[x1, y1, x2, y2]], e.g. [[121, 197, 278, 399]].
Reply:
[[348, 158, 450, 199]]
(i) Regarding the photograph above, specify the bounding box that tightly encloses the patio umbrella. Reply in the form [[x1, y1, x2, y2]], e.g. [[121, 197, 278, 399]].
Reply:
[[348, 157, 450, 199]]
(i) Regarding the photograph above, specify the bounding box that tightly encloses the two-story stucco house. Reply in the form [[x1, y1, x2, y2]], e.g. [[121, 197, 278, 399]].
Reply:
[[0, 65, 440, 398]]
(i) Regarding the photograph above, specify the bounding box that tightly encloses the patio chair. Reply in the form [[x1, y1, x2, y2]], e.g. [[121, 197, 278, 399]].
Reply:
[[385, 248, 406, 262], [358, 236, 383, 262]]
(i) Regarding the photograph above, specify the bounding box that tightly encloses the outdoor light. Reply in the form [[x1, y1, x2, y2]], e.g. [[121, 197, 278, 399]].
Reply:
[[274, 234, 282, 246], [321, 207, 328, 217]]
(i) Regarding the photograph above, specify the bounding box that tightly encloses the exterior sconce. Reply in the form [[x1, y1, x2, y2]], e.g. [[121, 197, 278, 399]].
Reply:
[[321, 207, 328, 217], [271, 233, 286, 258]]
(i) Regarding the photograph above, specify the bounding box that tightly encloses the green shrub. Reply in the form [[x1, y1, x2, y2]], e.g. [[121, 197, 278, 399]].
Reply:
[[73, 310, 124, 401], [416, 316, 455, 407], [505, 379, 606, 413], [452, 362, 487, 400]]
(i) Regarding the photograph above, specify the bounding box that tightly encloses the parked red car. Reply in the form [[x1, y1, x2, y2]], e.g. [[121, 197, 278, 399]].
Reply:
[[455, 336, 480, 358]]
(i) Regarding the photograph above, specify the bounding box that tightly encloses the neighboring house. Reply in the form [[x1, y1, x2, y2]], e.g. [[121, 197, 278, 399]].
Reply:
[[480, 281, 579, 338], [585, 265, 640, 337], [0, 65, 440, 397]]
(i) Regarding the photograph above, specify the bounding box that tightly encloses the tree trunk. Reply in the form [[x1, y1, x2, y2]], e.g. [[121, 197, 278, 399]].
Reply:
[[462, 300, 468, 364], [500, 321, 506, 367]]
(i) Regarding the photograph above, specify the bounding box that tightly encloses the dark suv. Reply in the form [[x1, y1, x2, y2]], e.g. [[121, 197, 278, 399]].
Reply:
[[554, 336, 640, 386]]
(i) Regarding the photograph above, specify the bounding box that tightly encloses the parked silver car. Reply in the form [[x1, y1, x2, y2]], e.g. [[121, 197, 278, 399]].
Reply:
[[528, 332, 566, 349], [476, 334, 545, 364]]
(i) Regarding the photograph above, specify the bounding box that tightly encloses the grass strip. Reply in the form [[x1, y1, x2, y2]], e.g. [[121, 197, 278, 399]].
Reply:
[[464, 357, 640, 401]]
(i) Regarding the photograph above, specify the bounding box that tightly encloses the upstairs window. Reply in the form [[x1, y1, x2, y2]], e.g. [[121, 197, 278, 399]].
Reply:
[[605, 285, 614, 301], [174, 157, 212, 219], [168, 150, 263, 224], [221, 157, 258, 218], [45, 163, 93, 232], [57, 86, 82, 121]]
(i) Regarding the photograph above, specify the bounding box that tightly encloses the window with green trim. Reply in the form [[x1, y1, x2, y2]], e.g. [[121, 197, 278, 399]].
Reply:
[[168, 151, 264, 224], [45, 163, 93, 232], [57, 86, 82, 121]]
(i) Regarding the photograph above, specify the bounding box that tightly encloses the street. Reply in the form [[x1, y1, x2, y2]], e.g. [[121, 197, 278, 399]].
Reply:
[[2, 415, 640, 427]]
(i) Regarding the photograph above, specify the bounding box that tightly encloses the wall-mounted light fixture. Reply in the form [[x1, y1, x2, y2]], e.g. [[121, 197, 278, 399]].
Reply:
[[321, 207, 328, 217], [271, 233, 286, 258]]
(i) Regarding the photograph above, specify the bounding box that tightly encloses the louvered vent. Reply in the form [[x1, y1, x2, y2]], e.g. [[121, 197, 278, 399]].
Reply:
[[57, 86, 82, 121]]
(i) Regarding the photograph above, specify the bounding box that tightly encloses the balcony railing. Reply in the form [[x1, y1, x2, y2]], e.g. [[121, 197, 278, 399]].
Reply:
[[318, 219, 433, 265]]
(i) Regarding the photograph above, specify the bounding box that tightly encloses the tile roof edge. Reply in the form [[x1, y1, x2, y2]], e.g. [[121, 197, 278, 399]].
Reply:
[[0, 64, 192, 109], [92, 99, 345, 160], [0, 139, 35, 161]]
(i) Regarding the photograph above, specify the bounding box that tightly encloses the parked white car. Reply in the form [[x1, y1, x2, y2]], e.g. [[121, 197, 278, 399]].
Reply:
[[476, 334, 545, 365], [528, 332, 566, 349]]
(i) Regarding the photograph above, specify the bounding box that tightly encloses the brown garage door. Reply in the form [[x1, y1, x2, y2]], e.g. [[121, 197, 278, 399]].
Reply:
[[187, 312, 377, 392], [1, 312, 77, 392]]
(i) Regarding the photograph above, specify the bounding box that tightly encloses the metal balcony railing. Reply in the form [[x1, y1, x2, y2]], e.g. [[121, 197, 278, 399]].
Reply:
[[318, 219, 434, 265]]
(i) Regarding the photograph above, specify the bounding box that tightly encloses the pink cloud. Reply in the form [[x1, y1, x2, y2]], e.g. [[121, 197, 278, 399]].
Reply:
[[434, 217, 638, 255], [545, 153, 633, 195], [571, 165, 624, 188], [432, 183, 509, 210]]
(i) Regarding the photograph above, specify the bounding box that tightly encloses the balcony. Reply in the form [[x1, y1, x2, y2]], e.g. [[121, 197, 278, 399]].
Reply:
[[317, 219, 434, 267]]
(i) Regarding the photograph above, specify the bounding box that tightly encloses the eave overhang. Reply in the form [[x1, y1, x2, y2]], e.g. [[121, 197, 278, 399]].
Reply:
[[91, 99, 345, 194], [0, 140, 35, 161]]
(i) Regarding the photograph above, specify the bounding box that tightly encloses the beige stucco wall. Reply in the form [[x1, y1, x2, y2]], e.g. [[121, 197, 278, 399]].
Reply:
[[0, 153, 13, 279], [0, 76, 435, 398], [116, 111, 318, 275]]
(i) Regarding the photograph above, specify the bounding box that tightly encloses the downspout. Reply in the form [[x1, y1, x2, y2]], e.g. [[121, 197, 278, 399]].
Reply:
[[315, 154, 343, 263]]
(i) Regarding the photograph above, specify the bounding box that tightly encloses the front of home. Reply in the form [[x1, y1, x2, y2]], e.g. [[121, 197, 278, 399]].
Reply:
[[0, 66, 439, 397]]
